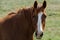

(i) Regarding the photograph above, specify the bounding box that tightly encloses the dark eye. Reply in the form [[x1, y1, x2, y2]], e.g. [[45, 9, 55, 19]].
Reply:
[[32, 15, 38, 24], [42, 14, 47, 18], [33, 15, 38, 20], [33, 15, 36, 18], [44, 15, 47, 18]]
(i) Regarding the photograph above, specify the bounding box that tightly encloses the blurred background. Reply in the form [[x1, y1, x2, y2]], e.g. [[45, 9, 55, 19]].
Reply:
[[0, 0, 60, 40]]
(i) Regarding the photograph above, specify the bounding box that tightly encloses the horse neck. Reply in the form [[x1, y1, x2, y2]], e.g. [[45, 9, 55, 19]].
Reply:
[[16, 7, 34, 39], [23, 8, 35, 40]]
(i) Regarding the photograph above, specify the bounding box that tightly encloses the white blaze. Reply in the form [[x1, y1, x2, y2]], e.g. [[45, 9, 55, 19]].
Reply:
[[37, 12, 43, 35]]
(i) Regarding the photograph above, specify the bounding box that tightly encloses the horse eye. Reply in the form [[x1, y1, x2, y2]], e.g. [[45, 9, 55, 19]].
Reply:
[[32, 15, 38, 22], [43, 14, 47, 18], [33, 15, 35, 18], [45, 15, 47, 18]]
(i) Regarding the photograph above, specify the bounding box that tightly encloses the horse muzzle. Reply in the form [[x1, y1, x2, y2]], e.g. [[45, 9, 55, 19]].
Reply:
[[35, 32, 43, 39]]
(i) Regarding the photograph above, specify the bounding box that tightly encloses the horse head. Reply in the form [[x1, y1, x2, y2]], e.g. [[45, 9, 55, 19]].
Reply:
[[32, 0, 47, 39]]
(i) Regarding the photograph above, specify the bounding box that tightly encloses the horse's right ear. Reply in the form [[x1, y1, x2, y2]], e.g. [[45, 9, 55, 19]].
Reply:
[[34, 1, 38, 9]]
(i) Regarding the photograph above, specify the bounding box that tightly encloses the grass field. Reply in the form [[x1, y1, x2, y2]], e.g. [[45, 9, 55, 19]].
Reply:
[[0, 0, 60, 40]]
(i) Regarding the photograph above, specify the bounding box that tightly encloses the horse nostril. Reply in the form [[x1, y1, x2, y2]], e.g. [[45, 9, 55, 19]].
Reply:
[[35, 32, 43, 39], [40, 32, 43, 37], [35, 32, 43, 37]]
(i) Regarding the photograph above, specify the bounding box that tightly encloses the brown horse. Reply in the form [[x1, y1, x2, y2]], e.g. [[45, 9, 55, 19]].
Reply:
[[0, 0, 47, 40]]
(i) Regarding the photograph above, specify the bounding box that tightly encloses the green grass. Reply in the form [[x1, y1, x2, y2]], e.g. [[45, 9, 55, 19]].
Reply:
[[0, 0, 60, 40]]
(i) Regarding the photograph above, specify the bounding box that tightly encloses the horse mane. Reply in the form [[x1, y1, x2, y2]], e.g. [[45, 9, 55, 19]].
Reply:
[[0, 6, 34, 23]]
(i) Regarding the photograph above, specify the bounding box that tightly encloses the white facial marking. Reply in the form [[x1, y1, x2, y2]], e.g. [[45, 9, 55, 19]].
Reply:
[[37, 12, 43, 35]]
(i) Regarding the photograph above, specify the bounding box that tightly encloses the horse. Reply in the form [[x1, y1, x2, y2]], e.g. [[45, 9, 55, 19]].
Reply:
[[0, 0, 47, 40]]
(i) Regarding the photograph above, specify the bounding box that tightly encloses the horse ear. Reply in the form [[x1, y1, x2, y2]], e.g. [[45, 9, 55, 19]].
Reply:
[[34, 1, 38, 9], [42, 0, 47, 9]]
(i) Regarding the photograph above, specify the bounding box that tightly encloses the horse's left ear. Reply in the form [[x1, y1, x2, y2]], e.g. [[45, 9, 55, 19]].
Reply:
[[42, 0, 47, 9], [34, 1, 38, 9]]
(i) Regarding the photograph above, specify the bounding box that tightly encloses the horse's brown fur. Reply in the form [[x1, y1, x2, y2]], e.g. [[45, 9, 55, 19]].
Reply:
[[0, 8, 35, 40]]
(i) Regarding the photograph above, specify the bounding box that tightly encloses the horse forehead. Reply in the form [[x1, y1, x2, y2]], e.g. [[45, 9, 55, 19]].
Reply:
[[37, 12, 46, 20], [38, 12, 43, 15]]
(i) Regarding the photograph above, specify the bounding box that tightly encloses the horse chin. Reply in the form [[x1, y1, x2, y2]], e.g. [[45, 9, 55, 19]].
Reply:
[[36, 36, 42, 39]]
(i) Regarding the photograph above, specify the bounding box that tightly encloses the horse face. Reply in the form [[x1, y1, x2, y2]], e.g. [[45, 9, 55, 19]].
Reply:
[[33, 0, 47, 39], [35, 11, 46, 39]]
